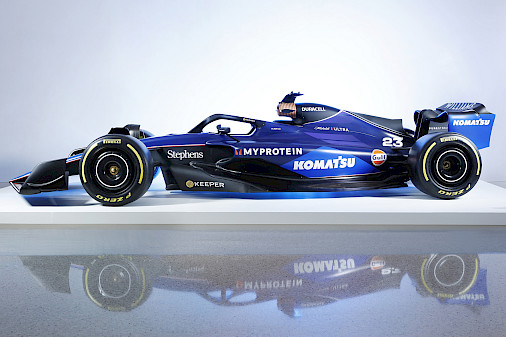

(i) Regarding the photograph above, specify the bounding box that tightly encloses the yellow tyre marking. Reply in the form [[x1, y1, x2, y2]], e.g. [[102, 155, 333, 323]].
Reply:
[[127, 144, 144, 184], [423, 142, 437, 181], [458, 258, 479, 295], [471, 147, 481, 176], [420, 258, 433, 294], [131, 269, 147, 308], [81, 142, 98, 183], [84, 269, 103, 307]]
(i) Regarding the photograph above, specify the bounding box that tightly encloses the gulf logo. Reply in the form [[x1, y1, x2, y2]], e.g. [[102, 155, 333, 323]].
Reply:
[[370, 256, 386, 270], [371, 149, 387, 166]]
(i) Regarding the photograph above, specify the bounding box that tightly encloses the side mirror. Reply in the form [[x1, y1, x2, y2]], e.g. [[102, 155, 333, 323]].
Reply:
[[217, 124, 231, 135]]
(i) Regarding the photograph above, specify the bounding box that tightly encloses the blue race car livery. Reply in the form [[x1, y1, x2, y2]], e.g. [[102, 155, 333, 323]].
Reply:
[[10, 92, 495, 205], [21, 253, 488, 315]]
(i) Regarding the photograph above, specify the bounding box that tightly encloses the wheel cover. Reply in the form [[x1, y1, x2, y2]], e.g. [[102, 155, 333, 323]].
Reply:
[[98, 264, 132, 299], [93, 151, 134, 192], [431, 147, 470, 188], [433, 255, 465, 287]]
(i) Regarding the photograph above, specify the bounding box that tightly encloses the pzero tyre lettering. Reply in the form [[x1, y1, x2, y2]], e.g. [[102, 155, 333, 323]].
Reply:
[[79, 135, 154, 206], [408, 132, 481, 199]]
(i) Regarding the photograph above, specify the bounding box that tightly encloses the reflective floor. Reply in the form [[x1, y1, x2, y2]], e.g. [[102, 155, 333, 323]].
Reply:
[[1, 225, 506, 336]]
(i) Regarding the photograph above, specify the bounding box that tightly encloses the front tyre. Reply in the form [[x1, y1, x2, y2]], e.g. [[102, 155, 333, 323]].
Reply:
[[408, 133, 481, 199], [83, 256, 152, 311], [79, 134, 154, 206]]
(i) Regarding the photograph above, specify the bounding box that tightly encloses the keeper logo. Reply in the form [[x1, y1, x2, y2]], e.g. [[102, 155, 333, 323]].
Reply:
[[186, 180, 224, 189]]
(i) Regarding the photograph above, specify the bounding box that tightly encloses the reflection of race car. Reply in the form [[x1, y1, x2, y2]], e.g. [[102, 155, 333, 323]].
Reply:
[[10, 92, 495, 205], [21, 253, 489, 316]]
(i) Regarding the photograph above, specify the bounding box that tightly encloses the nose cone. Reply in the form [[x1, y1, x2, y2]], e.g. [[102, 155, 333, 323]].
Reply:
[[10, 158, 68, 195]]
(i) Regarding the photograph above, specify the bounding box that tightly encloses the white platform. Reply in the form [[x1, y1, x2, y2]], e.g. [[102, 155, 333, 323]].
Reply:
[[0, 176, 505, 226]]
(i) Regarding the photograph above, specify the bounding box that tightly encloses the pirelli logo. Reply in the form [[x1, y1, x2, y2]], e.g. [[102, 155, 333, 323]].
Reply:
[[103, 139, 122, 144], [440, 136, 458, 143]]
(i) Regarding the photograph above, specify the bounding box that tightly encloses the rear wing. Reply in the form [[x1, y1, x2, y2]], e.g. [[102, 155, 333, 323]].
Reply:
[[436, 102, 488, 114], [415, 102, 495, 149], [438, 103, 495, 149]]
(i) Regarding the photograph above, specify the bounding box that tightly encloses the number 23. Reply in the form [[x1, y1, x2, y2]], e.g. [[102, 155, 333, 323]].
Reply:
[[382, 137, 403, 147]]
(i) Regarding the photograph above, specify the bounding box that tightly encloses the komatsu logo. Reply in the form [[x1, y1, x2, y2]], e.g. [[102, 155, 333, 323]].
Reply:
[[294, 258, 356, 274], [293, 156, 355, 171], [167, 149, 204, 160], [302, 106, 326, 112], [453, 119, 490, 126], [237, 147, 303, 156]]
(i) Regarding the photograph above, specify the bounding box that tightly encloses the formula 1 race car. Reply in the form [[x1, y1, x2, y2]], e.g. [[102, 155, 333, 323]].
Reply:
[[21, 253, 488, 314], [10, 92, 495, 206]]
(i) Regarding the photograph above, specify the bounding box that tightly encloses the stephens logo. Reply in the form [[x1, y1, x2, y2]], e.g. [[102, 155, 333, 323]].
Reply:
[[167, 149, 204, 160], [235, 147, 303, 156], [302, 106, 326, 112], [453, 119, 490, 126], [371, 149, 387, 166], [293, 156, 355, 171], [185, 180, 224, 189]]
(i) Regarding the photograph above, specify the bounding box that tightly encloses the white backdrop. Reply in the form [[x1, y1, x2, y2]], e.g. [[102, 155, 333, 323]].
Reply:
[[1, 0, 505, 181]]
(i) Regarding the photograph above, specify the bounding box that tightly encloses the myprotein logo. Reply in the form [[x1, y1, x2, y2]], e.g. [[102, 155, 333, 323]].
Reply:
[[186, 180, 224, 189], [293, 156, 355, 171], [302, 106, 326, 112], [453, 119, 490, 126], [235, 147, 303, 156], [236, 279, 303, 290], [167, 149, 204, 160]]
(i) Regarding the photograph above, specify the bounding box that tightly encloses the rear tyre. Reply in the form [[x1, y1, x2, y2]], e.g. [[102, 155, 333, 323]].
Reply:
[[79, 134, 154, 206], [408, 132, 481, 199], [418, 254, 479, 298]]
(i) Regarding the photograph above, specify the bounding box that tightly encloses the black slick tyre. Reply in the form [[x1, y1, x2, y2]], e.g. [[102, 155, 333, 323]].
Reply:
[[79, 134, 154, 206], [419, 254, 479, 298], [408, 132, 481, 199], [83, 256, 151, 311]]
